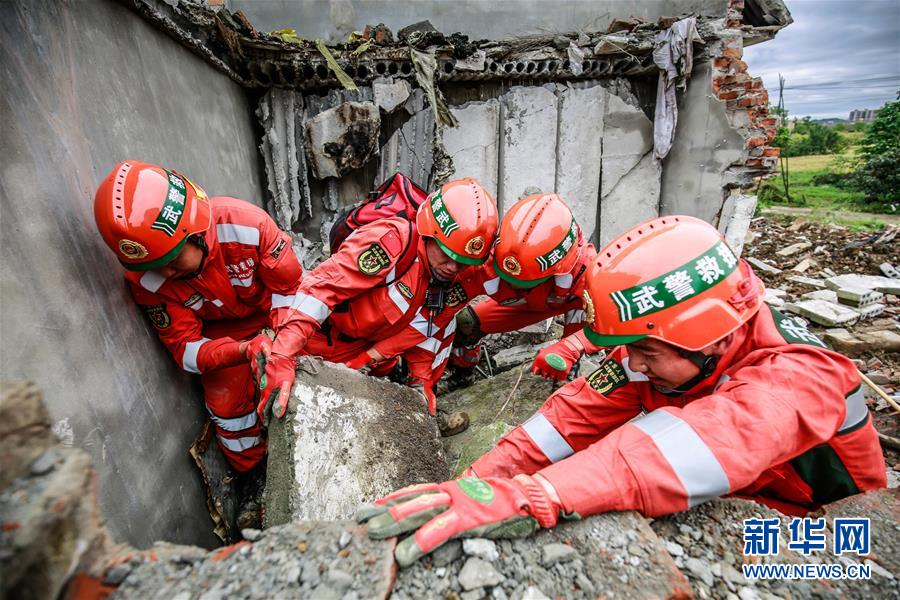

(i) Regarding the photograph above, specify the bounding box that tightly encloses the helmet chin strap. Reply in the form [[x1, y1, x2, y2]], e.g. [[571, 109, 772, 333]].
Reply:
[[657, 350, 720, 396], [175, 234, 208, 280]]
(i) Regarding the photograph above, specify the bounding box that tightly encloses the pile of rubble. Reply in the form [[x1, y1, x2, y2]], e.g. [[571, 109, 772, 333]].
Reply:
[[743, 218, 899, 397]]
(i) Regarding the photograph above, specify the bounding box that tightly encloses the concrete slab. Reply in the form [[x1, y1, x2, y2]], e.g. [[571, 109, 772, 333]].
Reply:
[[782, 299, 860, 327], [746, 256, 782, 275], [719, 194, 758, 256], [786, 275, 826, 289], [442, 99, 501, 199], [377, 98, 435, 188], [827, 274, 900, 296], [499, 86, 558, 213], [600, 92, 654, 198], [598, 151, 662, 247], [776, 241, 812, 257], [835, 286, 883, 308], [373, 78, 411, 113], [555, 85, 605, 241], [264, 360, 450, 527], [305, 101, 381, 179], [659, 63, 746, 224]]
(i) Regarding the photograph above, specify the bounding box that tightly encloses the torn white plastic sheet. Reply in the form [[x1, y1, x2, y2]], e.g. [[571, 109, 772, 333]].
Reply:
[[653, 18, 702, 159]]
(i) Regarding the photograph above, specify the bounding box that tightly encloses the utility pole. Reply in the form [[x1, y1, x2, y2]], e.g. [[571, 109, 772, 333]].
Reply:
[[777, 74, 791, 201]]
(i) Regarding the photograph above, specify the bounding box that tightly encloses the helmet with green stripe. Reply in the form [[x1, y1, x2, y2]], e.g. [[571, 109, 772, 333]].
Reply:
[[94, 160, 211, 271], [583, 216, 763, 351], [493, 193, 580, 288], [416, 178, 498, 266]]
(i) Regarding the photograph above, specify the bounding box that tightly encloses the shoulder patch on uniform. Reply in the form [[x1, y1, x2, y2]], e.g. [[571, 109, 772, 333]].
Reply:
[[269, 238, 287, 259], [358, 243, 392, 275], [769, 306, 827, 348], [143, 304, 171, 329], [586, 358, 630, 395], [379, 230, 403, 258], [446, 283, 468, 308], [397, 281, 414, 299]]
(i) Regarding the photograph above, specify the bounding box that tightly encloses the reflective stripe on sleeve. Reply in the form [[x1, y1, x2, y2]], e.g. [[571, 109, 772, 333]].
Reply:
[[431, 345, 452, 369], [216, 224, 260, 246], [182, 337, 210, 374], [139, 271, 166, 293], [279, 292, 331, 323], [208, 409, 258, 432], [484, 277, 500, 296], [217, 435, 263, 452], [839, 386, 868, 433], [521, 412, 574, 463], [631, 409, 730, 507]]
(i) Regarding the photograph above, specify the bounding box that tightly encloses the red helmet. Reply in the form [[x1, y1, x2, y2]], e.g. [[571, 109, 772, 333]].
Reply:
[[493, 193, 580, 288], [416, 178, 498, 265], [94, 160, 211, 271], [583, 216, 763, 351]]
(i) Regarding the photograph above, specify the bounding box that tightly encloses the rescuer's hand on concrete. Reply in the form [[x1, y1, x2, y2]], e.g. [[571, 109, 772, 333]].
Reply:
[[357, 474, 563, 568], [245, 333, 273, 374], [255, 354, 295, 426], [532, 337, 582, 381]]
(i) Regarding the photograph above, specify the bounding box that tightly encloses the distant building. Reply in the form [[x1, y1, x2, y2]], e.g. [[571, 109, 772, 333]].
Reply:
[[849, 108, 877, 123]]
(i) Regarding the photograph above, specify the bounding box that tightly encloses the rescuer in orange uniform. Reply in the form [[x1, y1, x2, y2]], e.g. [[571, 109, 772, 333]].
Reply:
[[94, 160, 304, 474], [359, 215, 886, 568], [352, 193, 596, 418], [254, 178, 499, 421]]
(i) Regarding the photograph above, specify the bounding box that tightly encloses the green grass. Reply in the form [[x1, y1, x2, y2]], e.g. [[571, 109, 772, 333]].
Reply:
[[759, 150, 896, 229]]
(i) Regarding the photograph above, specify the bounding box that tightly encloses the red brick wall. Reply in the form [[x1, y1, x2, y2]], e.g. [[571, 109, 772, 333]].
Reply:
[[711, 0, 780, 174]]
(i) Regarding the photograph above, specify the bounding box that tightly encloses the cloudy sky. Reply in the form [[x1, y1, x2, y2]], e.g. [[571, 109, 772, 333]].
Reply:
[[743, 0, 900, 119]]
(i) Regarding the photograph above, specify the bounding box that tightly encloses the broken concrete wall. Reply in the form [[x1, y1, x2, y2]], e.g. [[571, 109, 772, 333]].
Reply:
[[230, 0, 730, 42], [0, 0, 266, 548], [264, 361, 450, 527], [266, 77, 661, 251]]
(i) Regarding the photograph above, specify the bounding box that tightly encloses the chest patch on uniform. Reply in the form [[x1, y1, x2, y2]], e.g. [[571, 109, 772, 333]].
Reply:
[[586, 359, 629, 395], [143, 304, 171, 329], [446, 283, 468, 308], [183, 293, 203, 308], [358, 243, 391, 275], [397, 281, 414, 299], [269, 238, 287, 259], [770, 307, 827, 348], [379, 231, 403, 258]]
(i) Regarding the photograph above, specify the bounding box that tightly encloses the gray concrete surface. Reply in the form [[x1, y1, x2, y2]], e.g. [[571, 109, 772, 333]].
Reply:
[[659, 62, 747, 223], [229, 0, 729, 43], [0, 0, 265, 548]]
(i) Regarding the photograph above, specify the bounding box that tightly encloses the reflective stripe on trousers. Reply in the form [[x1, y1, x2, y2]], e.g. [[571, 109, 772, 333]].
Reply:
[[631, 409, 730, 507], [217, 435, 263, 452], [208, 409, 258, 432]]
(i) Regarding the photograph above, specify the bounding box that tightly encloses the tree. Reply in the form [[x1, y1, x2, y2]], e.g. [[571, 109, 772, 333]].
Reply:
[[851, 101, 900, 210]]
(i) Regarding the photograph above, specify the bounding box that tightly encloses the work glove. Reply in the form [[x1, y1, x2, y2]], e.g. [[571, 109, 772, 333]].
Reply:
[[358, 474, 564, 568], [532, 337, 582, 381], [345, 351, 375, 372], [245, 334, 273, 379], [255, 354, 295, 426], [408, 377, 437, 415]]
